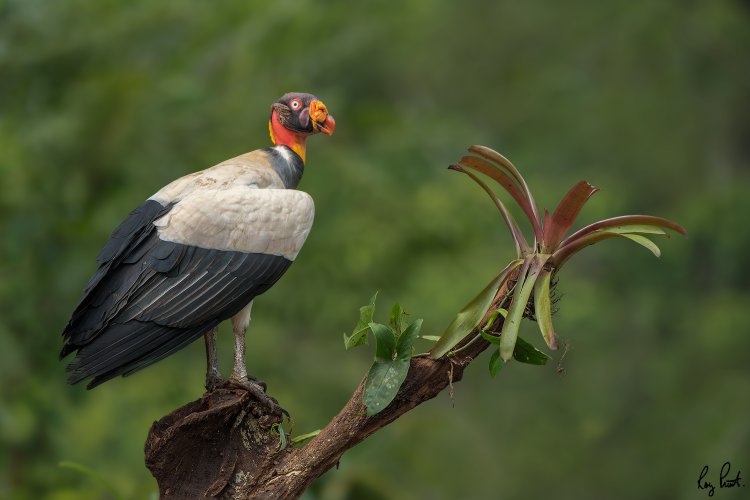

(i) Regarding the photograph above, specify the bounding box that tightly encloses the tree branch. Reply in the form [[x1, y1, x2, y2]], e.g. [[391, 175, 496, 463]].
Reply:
[[145, 277, 515, 499]]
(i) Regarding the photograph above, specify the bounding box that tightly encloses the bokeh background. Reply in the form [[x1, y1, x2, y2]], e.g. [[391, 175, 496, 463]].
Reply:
[[2, 1, 749, 498]]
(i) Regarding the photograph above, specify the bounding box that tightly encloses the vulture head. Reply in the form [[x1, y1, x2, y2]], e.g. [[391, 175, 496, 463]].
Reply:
[[269, 92, 335, 162]]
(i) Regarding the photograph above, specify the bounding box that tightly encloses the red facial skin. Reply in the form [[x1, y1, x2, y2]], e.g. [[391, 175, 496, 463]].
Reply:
[[269, 99, 335, 163]]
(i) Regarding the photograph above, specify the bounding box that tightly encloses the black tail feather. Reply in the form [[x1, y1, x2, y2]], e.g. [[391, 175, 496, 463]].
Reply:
[[66, 319, 216, 388]]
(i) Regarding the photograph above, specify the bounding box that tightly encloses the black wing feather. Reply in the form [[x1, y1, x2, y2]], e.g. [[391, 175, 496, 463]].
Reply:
[[61, 200, 293, 388]]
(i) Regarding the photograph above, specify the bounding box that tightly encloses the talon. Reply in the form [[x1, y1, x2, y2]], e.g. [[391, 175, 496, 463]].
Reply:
[[205, 373, 222, 392], [225, 377, 288, 417], [247, 375, 267, 392]]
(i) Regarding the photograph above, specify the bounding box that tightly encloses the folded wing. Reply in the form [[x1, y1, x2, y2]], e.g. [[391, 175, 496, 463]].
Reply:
[[62, 185, 314, 388]]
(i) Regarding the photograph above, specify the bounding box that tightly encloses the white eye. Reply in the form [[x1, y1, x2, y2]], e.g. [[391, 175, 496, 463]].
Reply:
[[290, 100, 301, 109]]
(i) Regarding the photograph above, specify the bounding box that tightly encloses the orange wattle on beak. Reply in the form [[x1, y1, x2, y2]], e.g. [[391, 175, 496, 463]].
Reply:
[[317, 114, 335, 135], [310, 100, 336, 135]]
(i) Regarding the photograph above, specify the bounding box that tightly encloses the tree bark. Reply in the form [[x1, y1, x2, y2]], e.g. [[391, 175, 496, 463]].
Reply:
[[145, 278, 515, 499]]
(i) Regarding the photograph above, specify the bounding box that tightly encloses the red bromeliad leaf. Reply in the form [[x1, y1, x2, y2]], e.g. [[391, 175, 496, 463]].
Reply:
[[468, 145, 543, 242], [552, 231, 617, 266], [449, 164, 531, 256], [458, 155, 541, 242], [542, 181, 599, 252], [562, 215, 687, 248]]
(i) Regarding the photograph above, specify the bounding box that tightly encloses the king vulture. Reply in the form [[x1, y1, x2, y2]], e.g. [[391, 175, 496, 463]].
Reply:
[[61, 92, 335, 405]]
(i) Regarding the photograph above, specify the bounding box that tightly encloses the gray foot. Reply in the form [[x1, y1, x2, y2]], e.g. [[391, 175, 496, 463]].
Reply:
[[205, 373, 223, 392], [224, 377, 288, 418]]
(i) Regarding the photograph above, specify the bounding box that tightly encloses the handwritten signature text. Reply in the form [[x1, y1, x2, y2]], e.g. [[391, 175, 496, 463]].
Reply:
[[697, 461, 743, 497]]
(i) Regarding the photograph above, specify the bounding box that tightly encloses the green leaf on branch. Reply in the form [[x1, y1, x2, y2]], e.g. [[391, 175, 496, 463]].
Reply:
[[479, 329, 501, 345], [389, 303, 407, 337], [343, 291, 378, 350], [483, 307, 507, 330], [513, 336, 551, 365], [271, 423, 287, 450], [418, 335, 442, 342], [369, 322, 396, 361], [345, 296, 424, 416], [363, 319, 423, 416], [396, 319, 423, 359], [476, 307, 508, 348], [290, 429, 321, 447], [489, 349, 504, 377], [363, 357, 410, 416]]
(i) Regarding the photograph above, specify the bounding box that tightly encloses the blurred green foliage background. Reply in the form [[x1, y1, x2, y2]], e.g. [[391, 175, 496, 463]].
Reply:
[[2, 0, 749, 498]]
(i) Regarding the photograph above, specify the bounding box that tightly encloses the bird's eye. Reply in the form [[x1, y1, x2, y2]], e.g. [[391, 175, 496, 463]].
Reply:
[[290, 100, 301, 109]]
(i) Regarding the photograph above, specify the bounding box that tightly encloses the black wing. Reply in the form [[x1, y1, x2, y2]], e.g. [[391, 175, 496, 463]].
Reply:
[[61, 200, 292, 388]]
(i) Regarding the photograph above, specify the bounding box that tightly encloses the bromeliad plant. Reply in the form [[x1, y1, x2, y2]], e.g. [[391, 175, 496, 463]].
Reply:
[[430, 145, 686, 366]]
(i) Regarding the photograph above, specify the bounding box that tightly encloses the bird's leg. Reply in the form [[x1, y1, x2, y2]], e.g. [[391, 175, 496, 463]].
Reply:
[[229, 301, 264, 388], [226, 301, 287, 415], [227, 301, 289, 416], [204, 326, 221, 392]]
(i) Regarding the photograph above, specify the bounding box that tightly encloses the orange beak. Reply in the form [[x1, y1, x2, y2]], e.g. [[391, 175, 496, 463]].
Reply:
[[310, 100, 336, 135]]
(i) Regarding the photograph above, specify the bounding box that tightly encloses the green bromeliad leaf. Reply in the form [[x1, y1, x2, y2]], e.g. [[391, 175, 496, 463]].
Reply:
[[533, 268, 557, 350], [561, 215, 686, 246], [500, 255, 548, 361], [430, 259, 522, 358], [605, 225, 667, 235], [552, 228, 667, 266], [617, 233, 661, 257]]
